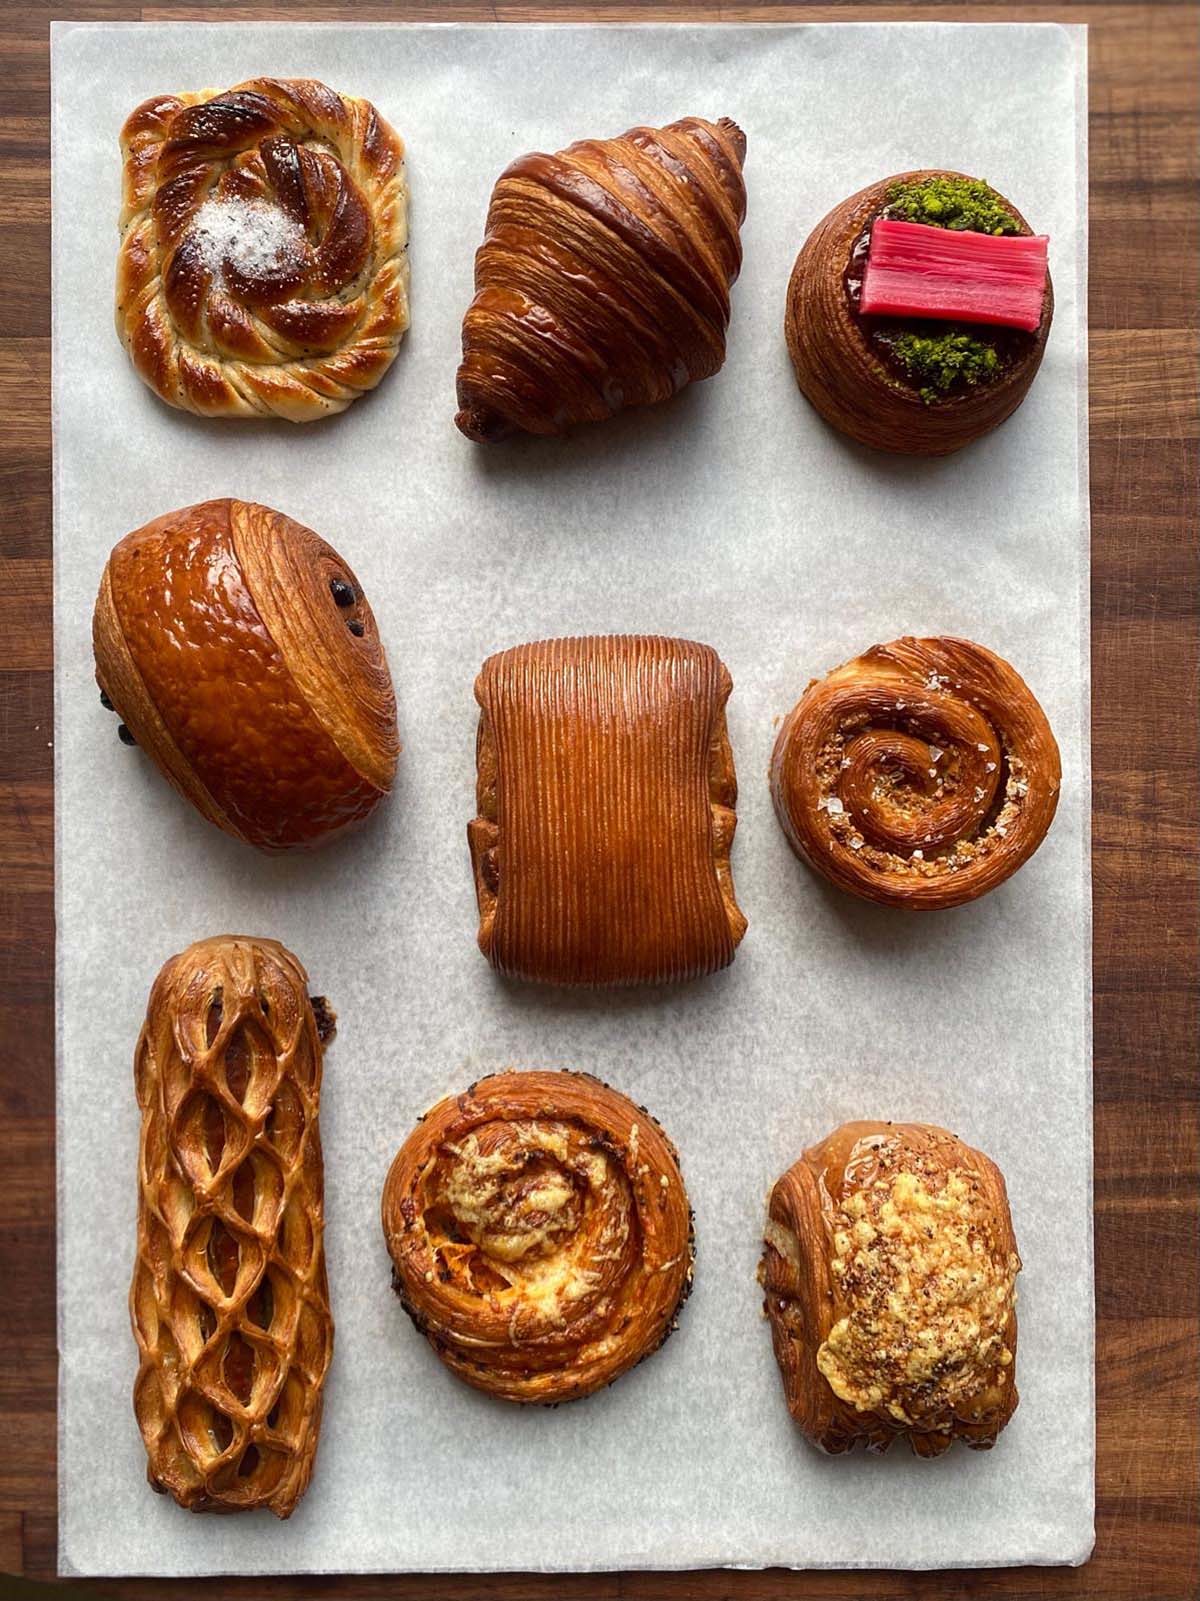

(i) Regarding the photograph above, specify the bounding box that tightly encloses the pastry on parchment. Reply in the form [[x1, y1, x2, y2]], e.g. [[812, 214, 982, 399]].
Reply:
[[760, 1121, 1021, 1456], [785, 170, 1052, 455], [93, 498, 399, 851], [381, 1070, 693, 1403], [770, 635, 1060, 909], [469, 634, 746, 984], [455, 116, 747, 441], [130, 936, 335, 1515], [116, 78, 409, 421]]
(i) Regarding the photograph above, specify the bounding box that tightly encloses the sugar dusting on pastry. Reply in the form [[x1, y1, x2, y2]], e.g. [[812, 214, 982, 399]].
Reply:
[[187, 194, 308, 283], [817, 1152, 1020, 1428]]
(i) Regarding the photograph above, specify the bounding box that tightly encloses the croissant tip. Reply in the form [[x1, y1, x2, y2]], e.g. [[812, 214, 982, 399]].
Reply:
[[717, 116, 747, 164], [455, 404, 515, 444]]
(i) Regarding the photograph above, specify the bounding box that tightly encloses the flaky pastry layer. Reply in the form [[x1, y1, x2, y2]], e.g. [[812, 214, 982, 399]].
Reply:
[[469, 634, 746, 985]]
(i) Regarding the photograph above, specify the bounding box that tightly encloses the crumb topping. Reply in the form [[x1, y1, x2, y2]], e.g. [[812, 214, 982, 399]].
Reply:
[[817, 1159, 1019, 1426]]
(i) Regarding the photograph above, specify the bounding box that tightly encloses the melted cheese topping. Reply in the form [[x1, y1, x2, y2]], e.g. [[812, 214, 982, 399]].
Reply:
[[817, 1166, 1018, 1426]]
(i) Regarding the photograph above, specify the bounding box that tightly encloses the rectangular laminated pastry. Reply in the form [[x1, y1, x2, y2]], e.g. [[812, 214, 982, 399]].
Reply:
[[468, 634, 746, 986]]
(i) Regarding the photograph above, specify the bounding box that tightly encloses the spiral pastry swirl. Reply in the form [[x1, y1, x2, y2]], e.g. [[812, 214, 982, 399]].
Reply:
[[116, 78, 409, 421], [381, 1072, 694, 1403], [455, 116, 747, 441], [770, 637, 1060, 909]]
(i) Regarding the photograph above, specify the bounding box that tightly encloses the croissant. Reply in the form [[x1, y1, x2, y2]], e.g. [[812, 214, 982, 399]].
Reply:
[[454, 116, 747, 441], [770, 636, 1060, 909], [93, 498, 399, 851], [381, 1071, 693, 1403], [116, 78, 409, 421], [786, 170, 1053, 455], [130, 936, 335, 1515], [760, 1121, 1021, 1456], [469, 635, 746, 985]]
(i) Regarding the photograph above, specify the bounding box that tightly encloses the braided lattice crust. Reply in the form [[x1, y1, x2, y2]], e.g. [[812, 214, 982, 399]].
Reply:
[[455, 116, 747, 441], [116, 79, 409, 421], [130, 936, 335, 1516]]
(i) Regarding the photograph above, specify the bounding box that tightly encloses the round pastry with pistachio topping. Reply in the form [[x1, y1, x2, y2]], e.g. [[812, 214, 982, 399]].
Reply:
[[786, 170, 1053, 455]]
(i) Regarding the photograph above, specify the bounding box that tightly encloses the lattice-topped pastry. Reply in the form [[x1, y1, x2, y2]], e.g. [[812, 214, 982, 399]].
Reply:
[[116, 78, 409, 420], [129, 936, 335, 1516], [381, 1070, 694, 1403]]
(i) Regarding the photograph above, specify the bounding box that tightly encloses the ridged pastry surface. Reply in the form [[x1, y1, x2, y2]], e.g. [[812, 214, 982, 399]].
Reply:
[[116, 78, 409, 421], [381, 1071, 693, 1404], [93, 498, 399, 851], [770, 635, 1060, 909], [469, 634, 746, 985], [760, 1121, 1020, 1456], [130, 936, 335, 1516], [785, 170, 1053, 456], [455, 116, 747, 441]]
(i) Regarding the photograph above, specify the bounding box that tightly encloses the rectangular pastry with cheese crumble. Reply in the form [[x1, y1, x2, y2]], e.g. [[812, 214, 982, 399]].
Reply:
[[468, 634, 746, 986]]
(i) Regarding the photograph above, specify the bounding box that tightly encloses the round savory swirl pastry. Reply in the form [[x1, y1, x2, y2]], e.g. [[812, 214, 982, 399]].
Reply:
[[116, 78, 409, 421], [381, 1071, 694, 1403], [786, 171, 1053, 455], [760, 1121, 1021, 1456], [770, 636, 1060, 909], [93, 498, 399, 851], [455, 116, 747, 442]]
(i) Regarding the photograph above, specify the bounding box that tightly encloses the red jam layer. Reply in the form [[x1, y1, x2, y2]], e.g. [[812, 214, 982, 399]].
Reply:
[[860, 219, 1049, 333]]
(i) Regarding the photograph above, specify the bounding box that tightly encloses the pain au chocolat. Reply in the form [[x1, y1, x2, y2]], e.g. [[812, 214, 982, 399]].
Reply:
[[469, 635, 746, 985], [93, 498, 399, 851], [455, 116, 747, 441], [116, 78, 409, 421], [130, 936, 335, 1515], [381, 1070, 693, 1404], [770, 635, 1060, 909], [760, 1121, 1021, 1456], [786, 171, 1053, 455]]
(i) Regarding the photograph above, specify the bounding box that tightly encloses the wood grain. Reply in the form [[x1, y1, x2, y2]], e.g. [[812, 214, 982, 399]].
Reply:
[[0, 2, 1195, 1597]]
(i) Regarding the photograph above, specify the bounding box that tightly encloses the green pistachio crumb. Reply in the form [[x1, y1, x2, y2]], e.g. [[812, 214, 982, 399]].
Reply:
[[890, 332, 1002, 403], [886, 176, 1020, 236]]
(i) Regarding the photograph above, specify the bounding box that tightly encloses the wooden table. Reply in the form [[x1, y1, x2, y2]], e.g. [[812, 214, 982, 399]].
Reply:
[[1, 3, 1195, 1597]]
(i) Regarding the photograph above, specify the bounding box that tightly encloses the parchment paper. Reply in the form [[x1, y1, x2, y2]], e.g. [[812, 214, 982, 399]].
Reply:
[[52, 21, 1093, 1576]]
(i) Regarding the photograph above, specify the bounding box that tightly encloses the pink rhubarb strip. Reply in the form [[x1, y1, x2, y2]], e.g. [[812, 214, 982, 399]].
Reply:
[[860, 218, 1049, 332]]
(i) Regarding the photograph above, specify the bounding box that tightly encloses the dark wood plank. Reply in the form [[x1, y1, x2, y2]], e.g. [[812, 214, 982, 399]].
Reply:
[[0, 2, 1195, 1597]]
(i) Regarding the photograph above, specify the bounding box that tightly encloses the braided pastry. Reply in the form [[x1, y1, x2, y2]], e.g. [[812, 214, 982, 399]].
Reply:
[[785, 171, 1052, 455], [770, 636, 1060, 909], [760, 1121, 1021, 1456], [381, 1071, 693, 1404], [454, 116, 747, 441], [469, 635, 746, 985], [93, 498, 399, 851], [130, 936, 335, 1515], [116, 78, 409, 421]]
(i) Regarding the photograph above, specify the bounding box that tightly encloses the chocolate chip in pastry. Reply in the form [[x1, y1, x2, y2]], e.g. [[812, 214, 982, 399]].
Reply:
[[130, 936, 334, 1515], [469, 634, 746, 985], [381, 1070, 694, 1404], [760, 1121, 1021, 1456], [116, 78, 409, 421], [93, 498, 399, 851], [785, 171, 1053, 455], [455, 116, 747, 441], [770, 635, 1060, 909]]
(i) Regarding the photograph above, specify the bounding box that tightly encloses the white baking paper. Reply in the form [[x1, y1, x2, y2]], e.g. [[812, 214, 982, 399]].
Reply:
[[52, 21, 1093, 1576]]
